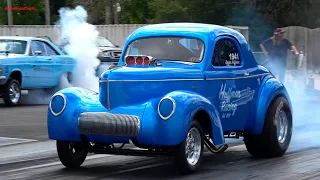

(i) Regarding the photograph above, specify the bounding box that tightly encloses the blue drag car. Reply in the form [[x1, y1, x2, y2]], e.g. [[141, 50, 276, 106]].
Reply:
[[47, 23, 293, 174], [0, 36, 76, 106]]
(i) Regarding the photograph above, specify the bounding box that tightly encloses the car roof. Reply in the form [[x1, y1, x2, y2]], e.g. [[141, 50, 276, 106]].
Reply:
[[0, 36, 50, 42], [126, 23, 246, 43]]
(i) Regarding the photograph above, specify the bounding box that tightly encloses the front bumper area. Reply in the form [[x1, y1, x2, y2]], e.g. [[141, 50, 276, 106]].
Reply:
[[78, 112, 140, 137], [0, 76, 7, 85]]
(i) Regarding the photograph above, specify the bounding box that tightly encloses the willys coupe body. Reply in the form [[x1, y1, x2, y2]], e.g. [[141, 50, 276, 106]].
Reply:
[[47, 23, 293, 174]]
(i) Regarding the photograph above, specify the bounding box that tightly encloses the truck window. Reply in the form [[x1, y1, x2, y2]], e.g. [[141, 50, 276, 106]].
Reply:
[[212, 38, 241, 67]]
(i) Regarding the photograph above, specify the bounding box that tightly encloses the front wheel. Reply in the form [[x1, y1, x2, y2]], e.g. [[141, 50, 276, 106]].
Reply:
[[244, 96, 292, 157], [3, 79, 21, 106], [56, 140, 88, 168], [173, 120, 204, 174]]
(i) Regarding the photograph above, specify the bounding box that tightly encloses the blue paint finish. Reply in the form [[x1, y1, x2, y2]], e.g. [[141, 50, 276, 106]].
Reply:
[[250, 76, 292, 134], [135, 90, 224, 146], [0, 36, 76, 89], [47, 23, 292, 149]]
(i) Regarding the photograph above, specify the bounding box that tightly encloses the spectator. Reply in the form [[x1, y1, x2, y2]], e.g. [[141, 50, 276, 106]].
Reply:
[[260, 28, 299, 82]]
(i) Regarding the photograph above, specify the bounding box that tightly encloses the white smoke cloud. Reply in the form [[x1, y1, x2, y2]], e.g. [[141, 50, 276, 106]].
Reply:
[[57, 5, 101, 92], [265, 52, 320, 149], [20, 6, 101, 105]]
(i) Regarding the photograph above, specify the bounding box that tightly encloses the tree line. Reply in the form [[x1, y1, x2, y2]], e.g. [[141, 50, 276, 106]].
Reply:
[[0, 0, 319, 50]]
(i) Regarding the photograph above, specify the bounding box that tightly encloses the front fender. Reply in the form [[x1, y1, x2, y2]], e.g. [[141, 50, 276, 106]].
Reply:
[[47, 87, 104, 141], [47, 87, 147, 144], [250, 76, 292, 134], [138, 90, 224, 146]]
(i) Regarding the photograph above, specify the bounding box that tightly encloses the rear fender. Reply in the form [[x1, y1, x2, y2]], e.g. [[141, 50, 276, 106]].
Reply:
[[250, 76, 292, 134]]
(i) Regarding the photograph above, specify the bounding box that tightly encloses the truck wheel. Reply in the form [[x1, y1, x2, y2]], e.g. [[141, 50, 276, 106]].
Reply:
[[3, 79, 21, 106], [244, 96, 292, 157], [174, 120, 204, 174], [56, 140, 88, 168]]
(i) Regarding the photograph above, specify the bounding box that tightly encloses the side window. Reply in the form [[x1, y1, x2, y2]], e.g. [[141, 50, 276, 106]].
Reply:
[[31, 41, 46, 56], [212, 38, 241, 66], [43, 42, 58, 55], [179, 38, 200, 51]]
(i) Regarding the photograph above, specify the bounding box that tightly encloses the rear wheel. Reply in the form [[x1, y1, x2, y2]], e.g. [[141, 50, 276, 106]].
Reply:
[[3, 79, 21, 106], [244, 96, 292, 157], [57, 140, 88, 168], [173, 120, 204, 174]]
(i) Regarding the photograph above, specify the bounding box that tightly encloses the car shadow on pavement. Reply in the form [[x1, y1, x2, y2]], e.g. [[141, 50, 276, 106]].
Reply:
[[52, 150, 262, 180]]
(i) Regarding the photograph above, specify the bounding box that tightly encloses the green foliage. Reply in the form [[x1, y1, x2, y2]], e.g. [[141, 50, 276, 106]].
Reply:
[[1, 0, 320, 49], [120, 0, 149, 24]]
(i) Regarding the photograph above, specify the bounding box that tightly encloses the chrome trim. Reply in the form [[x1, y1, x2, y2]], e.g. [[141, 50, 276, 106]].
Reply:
[[157, 96, 176, 120], [98, 73, 270, 82], [186, 127, 202, 166], [0, 76, 6, 80], [99, 78, 204, 82], [277, 110, 288, 144], [206, 73, 270, 80], [49, 93, 67, 117]]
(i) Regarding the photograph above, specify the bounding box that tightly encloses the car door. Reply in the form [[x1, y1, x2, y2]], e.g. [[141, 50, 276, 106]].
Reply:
[[208, 36, 258, 132], [30, 40, 54, 87], [42, 41, 66, 87], [204, 37, 236, 132]]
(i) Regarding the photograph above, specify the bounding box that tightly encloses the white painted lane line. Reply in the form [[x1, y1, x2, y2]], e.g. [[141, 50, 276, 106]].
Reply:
[[0, 137, 38, 147], [0, 144, 247, 174], [0, 123, 46, 127], [0, 137, 37, 141], [0, 154, 111, 174]]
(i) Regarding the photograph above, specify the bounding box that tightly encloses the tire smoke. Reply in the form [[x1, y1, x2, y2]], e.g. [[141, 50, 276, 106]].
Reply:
[[20, 6, 101, 105], [57, 5, 101, 92], [264, 54, 320, 150]]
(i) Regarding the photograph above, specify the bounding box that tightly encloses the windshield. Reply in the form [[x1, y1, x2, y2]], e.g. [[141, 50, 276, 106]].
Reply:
[[0, 40, 27, 54], [125, 37, 205, 63], [95, 36, 115, 47]]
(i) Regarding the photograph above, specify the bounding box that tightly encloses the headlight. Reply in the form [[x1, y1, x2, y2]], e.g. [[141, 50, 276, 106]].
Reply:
[[157, 96, 176, 120], [103, 51, 111, 57], [49, 93, 67, 116]]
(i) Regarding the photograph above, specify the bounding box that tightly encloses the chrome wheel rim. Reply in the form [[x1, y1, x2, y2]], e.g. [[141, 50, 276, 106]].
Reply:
[[277, 110, 288, 144], [185, 127, 202, 166], [9, 83, 20, 103]]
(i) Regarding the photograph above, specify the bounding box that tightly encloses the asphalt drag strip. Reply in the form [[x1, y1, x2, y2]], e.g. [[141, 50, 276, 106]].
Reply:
[[0, 138, 320, 180]]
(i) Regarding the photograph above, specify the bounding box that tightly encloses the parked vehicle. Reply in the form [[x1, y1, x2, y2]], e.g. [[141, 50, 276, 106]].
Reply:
[[59, 36, 122, 76], [47, 23, 293, 174], [0, 36, 75, 106], [95, 36, 122, 75]]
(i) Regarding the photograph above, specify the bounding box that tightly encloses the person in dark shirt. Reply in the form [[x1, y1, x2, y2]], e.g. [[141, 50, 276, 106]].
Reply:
[[260, 28, 299, 82]]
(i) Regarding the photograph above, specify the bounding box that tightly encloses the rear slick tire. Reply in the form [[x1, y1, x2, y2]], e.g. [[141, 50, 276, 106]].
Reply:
[[244, 96, 292, 158]]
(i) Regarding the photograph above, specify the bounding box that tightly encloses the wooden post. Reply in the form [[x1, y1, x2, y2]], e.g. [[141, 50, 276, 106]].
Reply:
[[7, 0, 13, 25], [45, 0, 51, 25]]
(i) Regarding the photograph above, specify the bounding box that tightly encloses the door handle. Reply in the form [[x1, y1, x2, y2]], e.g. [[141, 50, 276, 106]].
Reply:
[[244, 72, 249, 76]]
